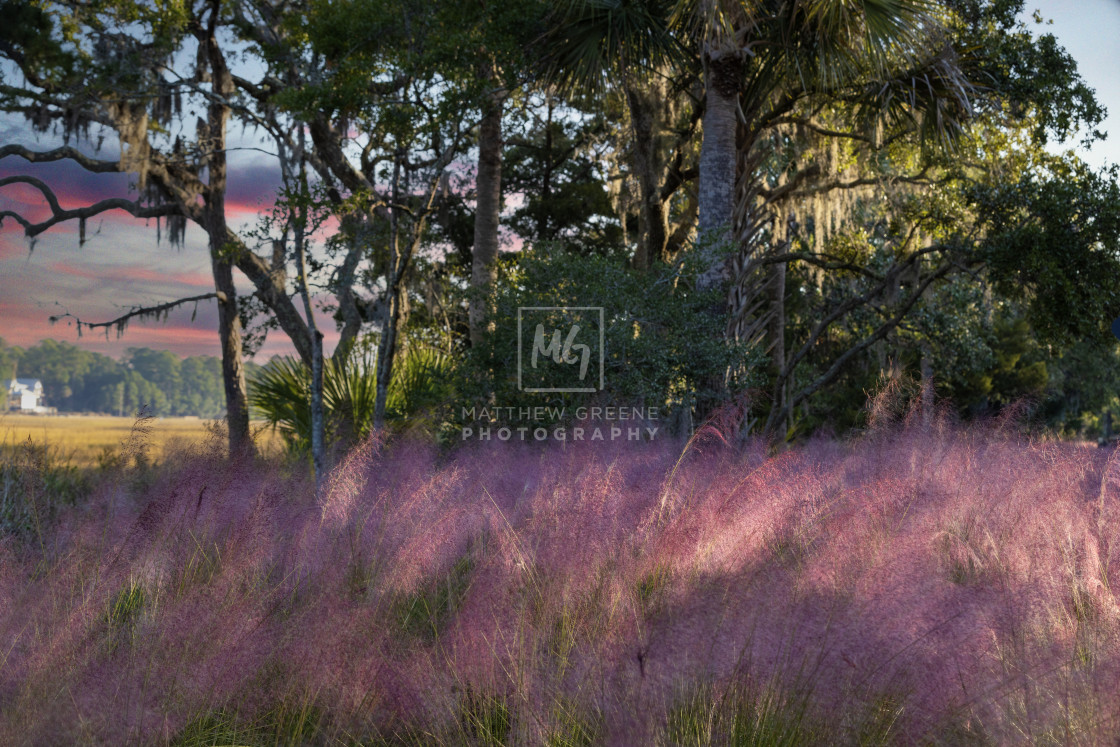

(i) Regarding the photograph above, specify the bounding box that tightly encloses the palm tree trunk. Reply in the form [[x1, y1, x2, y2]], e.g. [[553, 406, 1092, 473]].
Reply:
[[696, 53, 740, 291], [692, 50, 742, 420], [469, 65, 505, 347]]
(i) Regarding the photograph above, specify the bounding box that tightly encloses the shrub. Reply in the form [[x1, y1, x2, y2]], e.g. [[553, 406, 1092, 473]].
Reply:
[[249, 344, 454, 454], [0, 438, 91, 546], [460, 242, 764, 431]]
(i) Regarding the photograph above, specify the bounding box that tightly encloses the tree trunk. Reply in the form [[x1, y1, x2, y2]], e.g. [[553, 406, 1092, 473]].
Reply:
[[696, 53, 740, 291], [203, 3, 252, 457], [370, 133, 452, 430], [291, 139, 325, 487], [211, 257, 252, 455], [310, 330, 325, 477], [374, 283, 401, 430], [537, 93, 555, 240], [375, 154, 405, 430], [625, 85, 669, 271], [469, 66, 505, 347], [231, 243, 313, 366], [693, 51, 742, 421]]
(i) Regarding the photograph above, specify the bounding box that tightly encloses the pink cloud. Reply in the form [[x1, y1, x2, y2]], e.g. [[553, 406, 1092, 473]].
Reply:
[[2, 155, 348, 361], [47, 261, 213, 290], [0, 232, 30, 260]]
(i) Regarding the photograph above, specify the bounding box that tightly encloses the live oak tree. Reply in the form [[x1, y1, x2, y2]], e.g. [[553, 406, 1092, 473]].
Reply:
[[0, 0, 267, 454], [1, 0, 336, 455], [245, 0, 478, 428], [0, 0, 506, 459]]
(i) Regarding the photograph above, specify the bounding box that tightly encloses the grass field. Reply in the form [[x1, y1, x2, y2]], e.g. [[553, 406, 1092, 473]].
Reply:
[[3, 414, 1120, 744], [0, 413, 279, 466]]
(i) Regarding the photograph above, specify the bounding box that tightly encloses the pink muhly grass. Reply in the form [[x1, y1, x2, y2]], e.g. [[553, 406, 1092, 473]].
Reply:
[[2, 413, 1120, 743]]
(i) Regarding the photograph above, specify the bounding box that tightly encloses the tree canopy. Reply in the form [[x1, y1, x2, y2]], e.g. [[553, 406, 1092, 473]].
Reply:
[[2, 0, 1118, 451]]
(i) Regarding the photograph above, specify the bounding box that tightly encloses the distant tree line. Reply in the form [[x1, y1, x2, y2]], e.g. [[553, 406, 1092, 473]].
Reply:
[[0, 338, 233, 418]]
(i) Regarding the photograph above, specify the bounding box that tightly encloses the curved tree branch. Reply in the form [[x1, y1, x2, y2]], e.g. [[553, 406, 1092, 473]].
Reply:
[[0, 175, 182, 239], [767, 261, 957, 432], [0, 144, 122, 173], [226, 228, 314, 366]]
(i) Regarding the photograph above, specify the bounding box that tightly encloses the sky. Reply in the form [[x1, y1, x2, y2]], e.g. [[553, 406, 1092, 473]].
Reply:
[[1, 1, 1118, 362], [1023, 0, 1120, 170]]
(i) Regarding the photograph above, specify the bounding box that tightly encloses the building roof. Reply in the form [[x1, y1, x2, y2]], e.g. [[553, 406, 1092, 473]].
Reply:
[[9, 378, 42, 390]]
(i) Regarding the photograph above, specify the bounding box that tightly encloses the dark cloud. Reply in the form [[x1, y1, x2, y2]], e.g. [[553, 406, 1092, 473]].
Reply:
[[225, 159, 283, 216]]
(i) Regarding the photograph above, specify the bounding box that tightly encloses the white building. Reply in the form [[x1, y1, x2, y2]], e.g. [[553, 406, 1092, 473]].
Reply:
[[7, 378, 45, 412]]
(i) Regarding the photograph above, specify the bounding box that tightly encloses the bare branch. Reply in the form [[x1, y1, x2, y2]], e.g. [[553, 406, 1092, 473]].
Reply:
[[777, 245, 950, 381], [768, 262, 956, 431], [49, 293, 222, 339], [746, 249, 884, 281]]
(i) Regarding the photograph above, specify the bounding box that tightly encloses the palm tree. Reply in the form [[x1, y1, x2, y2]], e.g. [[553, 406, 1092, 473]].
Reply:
[[694, 0, 742, 255], [541, 0, 971, 429], [689, 0, 962, 282], [542, 0, 967, 270], [469, 56, 507, 347], [675, 0, 970, 431]]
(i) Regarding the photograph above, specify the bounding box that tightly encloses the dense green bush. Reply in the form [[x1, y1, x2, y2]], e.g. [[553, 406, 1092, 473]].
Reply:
[[459, 243, 764, 432]]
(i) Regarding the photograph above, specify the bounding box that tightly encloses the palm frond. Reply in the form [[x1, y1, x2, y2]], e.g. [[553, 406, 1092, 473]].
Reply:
[[247, 356, 314, 451], [386, 346, 454, 420], [248, 344, 455, 452], [323, 346, 379, 444], [854, 40, 974, 152], [536, 0, 688, 94]]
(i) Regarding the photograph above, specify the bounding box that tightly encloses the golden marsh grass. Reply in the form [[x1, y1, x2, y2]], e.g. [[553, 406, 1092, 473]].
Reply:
[[0, 413, 280, 466]]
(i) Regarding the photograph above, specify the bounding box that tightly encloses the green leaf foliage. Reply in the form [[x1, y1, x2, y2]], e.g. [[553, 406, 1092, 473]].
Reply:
[[248, 345, 454, 453], [460, 242, 765, 430]]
